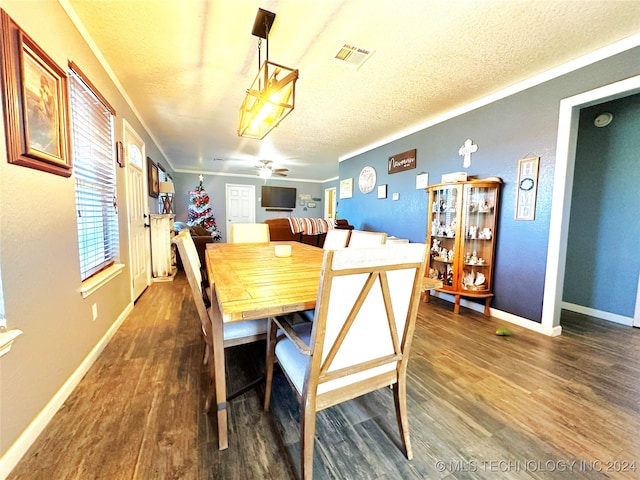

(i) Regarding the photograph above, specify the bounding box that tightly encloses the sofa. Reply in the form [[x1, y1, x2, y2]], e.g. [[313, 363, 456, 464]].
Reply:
[[264, 218, 353, 248], [173, 223, 215, 272]]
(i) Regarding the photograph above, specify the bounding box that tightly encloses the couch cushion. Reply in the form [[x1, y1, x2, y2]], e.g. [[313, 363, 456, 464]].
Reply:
[[190, 225, 210, 236]]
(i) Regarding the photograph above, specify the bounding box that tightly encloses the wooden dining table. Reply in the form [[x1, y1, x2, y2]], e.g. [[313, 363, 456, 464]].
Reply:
[[204, 241, 325, 450], [204, 240, 441, 450]]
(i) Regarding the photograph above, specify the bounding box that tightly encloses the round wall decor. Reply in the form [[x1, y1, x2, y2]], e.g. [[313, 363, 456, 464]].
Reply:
[[358, 166, 376, 193]]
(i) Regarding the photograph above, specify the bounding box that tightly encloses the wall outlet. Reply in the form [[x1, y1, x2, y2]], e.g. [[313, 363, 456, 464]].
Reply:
[[92, 303, 98, 321]]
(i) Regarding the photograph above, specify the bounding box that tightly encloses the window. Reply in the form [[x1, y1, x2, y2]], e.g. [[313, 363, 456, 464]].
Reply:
[[68, 64, 119, 281]]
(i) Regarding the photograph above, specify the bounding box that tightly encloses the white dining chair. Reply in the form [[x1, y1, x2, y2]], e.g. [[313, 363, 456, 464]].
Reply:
[[264, 243, 427, 480], [347, 229, 387, 247], [173, 231, 267, 413], [230, 223, 270, 243], [322, 228, 351, 250]]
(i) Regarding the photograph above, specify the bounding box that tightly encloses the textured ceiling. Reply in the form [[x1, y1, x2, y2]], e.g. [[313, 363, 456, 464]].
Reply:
[[64, 0, 640, 182]]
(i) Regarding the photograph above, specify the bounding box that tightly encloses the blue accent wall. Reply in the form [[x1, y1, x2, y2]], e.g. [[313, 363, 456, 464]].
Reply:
[[339, 46, 640, 323], [563, 94, 640, 317]]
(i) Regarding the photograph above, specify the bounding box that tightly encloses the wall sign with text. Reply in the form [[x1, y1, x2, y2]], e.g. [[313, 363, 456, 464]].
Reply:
[[388, 149, 416, 174], [514, 156, 539, 221]]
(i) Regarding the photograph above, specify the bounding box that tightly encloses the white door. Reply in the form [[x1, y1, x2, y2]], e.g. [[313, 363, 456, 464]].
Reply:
[[324, 187, 336, 219], [124, 121, 151, 300], [225, 184, 255, 242]]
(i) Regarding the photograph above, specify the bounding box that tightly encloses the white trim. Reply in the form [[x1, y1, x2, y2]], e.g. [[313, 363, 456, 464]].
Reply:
[[0, 329, 22, 358], [562, 302, 634, 327], [340, 33, 640, 162], [542, 74, 640, 334], [432, 292, 561, 336], [79, 263, 125, 298], [0, 303, 133, 479], [59, 0, 173, 171], [635, 271, 640, 328], [172, 168, 335, 184]]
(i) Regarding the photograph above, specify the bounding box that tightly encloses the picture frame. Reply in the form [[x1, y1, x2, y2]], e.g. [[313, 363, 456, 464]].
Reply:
[[0, 11, 72, 177], [339, 178, 353, 199], [147, 157, 159, 197], [415, 172, 429, 189], [377, 184, 387, 199]]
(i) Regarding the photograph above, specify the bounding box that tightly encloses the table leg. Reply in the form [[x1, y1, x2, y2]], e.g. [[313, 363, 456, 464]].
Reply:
[[210, 311, 229, 450]]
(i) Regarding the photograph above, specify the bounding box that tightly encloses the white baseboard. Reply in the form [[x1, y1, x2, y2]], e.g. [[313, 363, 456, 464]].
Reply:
[[561, 301, 634, 327], [0, 302, 134, 480], [431, 292, 562, 336]]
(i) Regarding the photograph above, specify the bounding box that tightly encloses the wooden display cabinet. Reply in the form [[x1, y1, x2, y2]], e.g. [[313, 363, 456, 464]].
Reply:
[[425, 178, 501, 315]]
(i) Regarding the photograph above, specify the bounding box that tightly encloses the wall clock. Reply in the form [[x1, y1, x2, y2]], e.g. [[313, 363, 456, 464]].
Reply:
[[358, 166, 376, 194]]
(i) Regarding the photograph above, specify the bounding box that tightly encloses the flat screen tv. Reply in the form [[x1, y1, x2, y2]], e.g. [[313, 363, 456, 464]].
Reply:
[[261, 185, 297, 209]]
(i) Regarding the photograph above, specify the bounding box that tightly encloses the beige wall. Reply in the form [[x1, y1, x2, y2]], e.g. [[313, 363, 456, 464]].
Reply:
[[0, 0, 168, 466]]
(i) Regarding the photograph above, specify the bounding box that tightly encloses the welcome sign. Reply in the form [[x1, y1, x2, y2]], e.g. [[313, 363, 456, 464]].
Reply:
[[388, 149, 416, 174]]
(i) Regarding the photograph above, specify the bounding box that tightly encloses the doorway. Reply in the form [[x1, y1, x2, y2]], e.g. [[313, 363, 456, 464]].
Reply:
[[123, 120, 151, 300], [324, 187, 336, 219], [225, 184, 256, 242], [541, 74, 640, 334], [563, 95, 640, 327]]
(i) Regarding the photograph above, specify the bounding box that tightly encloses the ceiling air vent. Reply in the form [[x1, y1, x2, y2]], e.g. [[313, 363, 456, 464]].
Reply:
[[333, 43, 374, 70]]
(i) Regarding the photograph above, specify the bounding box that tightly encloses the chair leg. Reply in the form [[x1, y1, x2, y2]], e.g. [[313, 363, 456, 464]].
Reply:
[[263, 318, 278, 411], [393, 379, 413, 460], [210, 315, 228, 450], [300, 399, 317, 480]]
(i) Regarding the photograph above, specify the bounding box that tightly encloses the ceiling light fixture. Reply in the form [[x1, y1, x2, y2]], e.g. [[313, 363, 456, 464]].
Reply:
[[238, 8, 299, 140], [259, 166, 272, 179]]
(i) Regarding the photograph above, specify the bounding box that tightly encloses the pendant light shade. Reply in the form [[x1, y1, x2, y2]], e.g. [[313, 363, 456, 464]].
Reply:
[[238, 9, 298, 140]]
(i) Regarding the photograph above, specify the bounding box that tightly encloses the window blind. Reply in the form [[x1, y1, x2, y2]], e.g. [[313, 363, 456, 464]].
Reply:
[[69, 68, 119, 281]]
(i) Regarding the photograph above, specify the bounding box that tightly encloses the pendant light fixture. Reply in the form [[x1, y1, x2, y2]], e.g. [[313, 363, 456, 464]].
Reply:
[[238, 8, 299, 140]]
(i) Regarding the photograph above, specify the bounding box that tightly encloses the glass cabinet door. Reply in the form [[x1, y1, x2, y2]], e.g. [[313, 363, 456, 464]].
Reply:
[[460, 184, 499, 293], [427, 185, 462, 289]]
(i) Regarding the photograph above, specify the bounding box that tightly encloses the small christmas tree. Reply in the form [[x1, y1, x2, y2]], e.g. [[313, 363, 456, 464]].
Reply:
[[187, 178, 222, 240]]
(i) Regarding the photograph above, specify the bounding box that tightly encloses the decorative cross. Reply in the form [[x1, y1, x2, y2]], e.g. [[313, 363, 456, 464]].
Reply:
[[458, 139, 478, 168]]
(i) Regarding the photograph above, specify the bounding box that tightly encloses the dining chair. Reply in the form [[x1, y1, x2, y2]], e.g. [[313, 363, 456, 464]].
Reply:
[[264, 243, 427, 480], [347, 229, 387, 247], [230, 223, 270, 243], [173, 231, 267, 413], [322, 228, 351, 250]]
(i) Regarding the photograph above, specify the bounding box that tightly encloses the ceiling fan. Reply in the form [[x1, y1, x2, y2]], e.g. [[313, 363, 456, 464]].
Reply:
[[256, 160, 288, 179]]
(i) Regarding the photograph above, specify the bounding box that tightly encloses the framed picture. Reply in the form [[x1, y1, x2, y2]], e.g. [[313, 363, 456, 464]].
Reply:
[[0, 11, 71, 177], [377, 184, 387, 199], [147, 157, 159, 197], [415, 172, 429, 189], [339, 178, 353, 199]]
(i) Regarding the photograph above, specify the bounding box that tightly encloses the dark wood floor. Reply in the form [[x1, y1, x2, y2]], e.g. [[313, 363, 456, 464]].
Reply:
[[8, 273, 640, 479]]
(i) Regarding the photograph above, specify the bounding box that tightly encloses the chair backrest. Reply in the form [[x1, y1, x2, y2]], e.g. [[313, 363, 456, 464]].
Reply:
[[173, 231, 210, 335], [347, 230, 387, 247], [309, 243, 426, 398], [322, 229, 351, 250], [230, 223, 270, 243]]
